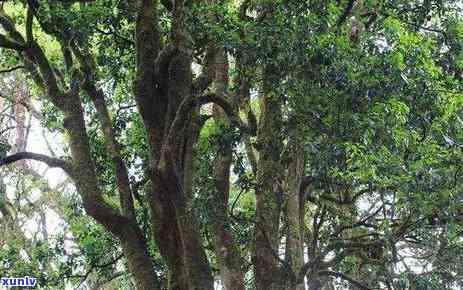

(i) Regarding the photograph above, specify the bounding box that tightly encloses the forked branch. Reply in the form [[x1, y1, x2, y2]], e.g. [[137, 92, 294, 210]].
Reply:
[[167, 93, 248, 151]]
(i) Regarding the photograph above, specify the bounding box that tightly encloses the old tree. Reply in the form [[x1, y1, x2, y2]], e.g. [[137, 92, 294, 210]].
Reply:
[[1, 0, 463, 289]]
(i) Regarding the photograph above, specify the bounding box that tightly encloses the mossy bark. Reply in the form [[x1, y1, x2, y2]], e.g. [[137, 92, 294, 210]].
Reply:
[[254, 66, 284, 290], [285, 134, 305, 290], [211, 49, 246, 290]]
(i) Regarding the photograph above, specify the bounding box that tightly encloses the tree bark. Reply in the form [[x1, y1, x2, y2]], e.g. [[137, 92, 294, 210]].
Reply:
[[285, 134, 305, 290], [0, 14, 162, 285], [211, 49, 246, 290], [61, 94, 160, 290], [133, 1, 214, 288], [153, 153, 214, 290], [2, 1, 223, 289], [82, 77, 136, 220], [254, 65, 284, 290]]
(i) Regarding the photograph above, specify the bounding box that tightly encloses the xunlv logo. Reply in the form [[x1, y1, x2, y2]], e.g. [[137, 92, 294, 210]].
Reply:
[[0, 276, 37, 287]]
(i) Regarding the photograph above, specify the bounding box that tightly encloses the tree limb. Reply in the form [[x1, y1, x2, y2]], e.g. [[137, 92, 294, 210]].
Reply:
[[0, 152, 72, 174], [94, 27, 134, 45], [0, 8, 27, 44], [167, 93, 249, 152], [134, 0, 164, 152], [0, 65, 26, 74], [0, 34, 26, 51], [26, 7, 34, 43], [337, 0, 357, 26]]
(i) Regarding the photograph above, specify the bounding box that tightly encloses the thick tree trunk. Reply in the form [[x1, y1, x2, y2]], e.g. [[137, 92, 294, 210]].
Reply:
[[150, 186, 189, 290], [119, 229, 160, 290], [254, 67, 284, 290], [83, 81, 136, 219], [61, 97, 160, 290], [159, 48, 214, 290], [153, 155, 214, 290], [212, 147, 245, 290], [211, 49, 246, 290], [133, 2, 195, 289], [307, 279, 322, 290], [133, 0, 215, 286], [8, 26, 162, 287], [285, 136, 305, 290]]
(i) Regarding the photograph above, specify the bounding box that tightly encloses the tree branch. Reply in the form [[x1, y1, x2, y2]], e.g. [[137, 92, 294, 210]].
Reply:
[[0, 152, 72, 174], [0, 34, 26, 51], [94, 27, 134, 45], [167, 93, 248, 152], [134, 0, 163, 152], [26, 7, 34, 43], [0, 8, 27, 44], [337, 0, 357, 26], [0, 65, 26, 74]]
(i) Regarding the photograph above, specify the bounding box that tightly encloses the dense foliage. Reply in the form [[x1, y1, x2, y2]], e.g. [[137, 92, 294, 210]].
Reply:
[[1, 0, 463, 289]]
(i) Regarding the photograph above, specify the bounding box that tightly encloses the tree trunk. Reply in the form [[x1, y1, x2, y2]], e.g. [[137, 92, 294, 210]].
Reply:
[[285, 135, 305, 290], [153, 154, 214, 290], [16, 32, 161, 288], [307, 279, 322, 290], [254, 66, 284, 290], [150, 187, 189, 290], [62, 97, 160, 290], [211, 49, 246, 290], [134, 1, 213, 288]]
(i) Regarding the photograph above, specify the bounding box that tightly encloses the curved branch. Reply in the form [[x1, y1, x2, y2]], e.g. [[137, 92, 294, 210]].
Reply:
[[199, 94, 244, 128], [167, 93, 248, 151], [0, 152, 72, 174], [0, 8, 27, 44]]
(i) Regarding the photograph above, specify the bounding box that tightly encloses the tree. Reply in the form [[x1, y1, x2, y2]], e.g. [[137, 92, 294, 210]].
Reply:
[[1, 0, 463, 289]]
